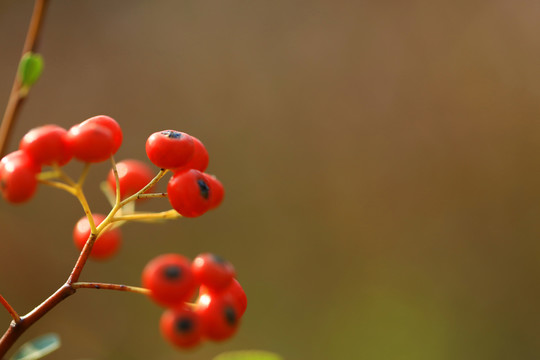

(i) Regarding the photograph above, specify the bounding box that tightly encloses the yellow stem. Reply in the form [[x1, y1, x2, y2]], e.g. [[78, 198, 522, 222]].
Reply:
[[112, 209, 181, 223]]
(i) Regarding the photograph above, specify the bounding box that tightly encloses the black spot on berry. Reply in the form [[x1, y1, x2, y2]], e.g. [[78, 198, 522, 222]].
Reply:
[[163, 265, 182, 280], [197, 179, 209, 199], [161, 130, 182, 139], [211, 254, 227, 265], [175, 316, 194, 333], [224, 306, 237, 326]]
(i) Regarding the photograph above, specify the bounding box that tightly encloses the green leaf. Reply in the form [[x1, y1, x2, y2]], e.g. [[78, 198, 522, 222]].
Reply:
[[18, 52, 44, 88], [213, 350, 283, 360], [10, 333, 60, 360]]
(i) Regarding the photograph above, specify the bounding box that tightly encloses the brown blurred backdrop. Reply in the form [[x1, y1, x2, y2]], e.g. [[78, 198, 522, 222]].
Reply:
[[2, 0, 540, 359]]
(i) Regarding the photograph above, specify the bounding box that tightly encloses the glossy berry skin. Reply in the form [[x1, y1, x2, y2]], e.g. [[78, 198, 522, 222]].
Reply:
[[107, 159, 155, 199], [204, 174, 224, 210], [142, 254, 197, 307], [167, 170, 214, 217], [0, 151, 40, 203], [160, 306, 202, 349], [146, 130, 194, 169], [200, 279, 247, 317], [19, 125, 72, 166], [172, 137, 209, 174], [81, 115, 123, 153], [73, 214, 122, 260], [192, 253, 236, 291], [66, 123, 115, 163], [197, 291, 242, 341]]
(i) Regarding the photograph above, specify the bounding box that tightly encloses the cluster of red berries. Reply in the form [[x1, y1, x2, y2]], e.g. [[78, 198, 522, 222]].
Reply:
[[142, 253, 247, 348], [0, 115, 122, 203], [0, 115, 242, 350], [0, 117, 224, 217], [146, 130, 224, 217]]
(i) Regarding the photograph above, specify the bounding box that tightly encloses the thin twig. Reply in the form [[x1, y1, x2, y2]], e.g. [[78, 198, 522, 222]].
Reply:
[[0, 0, 50, 157], [72, 282, 150, 296], [137, 192, 168, 200], [0, 296, 20, 324]]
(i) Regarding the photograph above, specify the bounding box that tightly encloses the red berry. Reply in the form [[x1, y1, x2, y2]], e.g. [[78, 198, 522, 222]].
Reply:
[[167, 170, 213, 217], [160, 306, 203, 349], [0, 151, 40, 203], [200, 279, 247, 318], [146, 130, 194, 169], [192, 253, 235, 291], [19, 125, 72, 166], [142, 254, 197, 307], [196, 291, 242, 341], [204, 174, 224, 210], [66, 123, 115, 163], [172, 137, 209, 174], [73, 214, 122, 260], [81, 115, 123, 153], [107, 159, 155, 199]]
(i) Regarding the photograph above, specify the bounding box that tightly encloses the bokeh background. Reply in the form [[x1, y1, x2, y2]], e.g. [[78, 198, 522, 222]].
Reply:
[[1, 1, 540, 359]]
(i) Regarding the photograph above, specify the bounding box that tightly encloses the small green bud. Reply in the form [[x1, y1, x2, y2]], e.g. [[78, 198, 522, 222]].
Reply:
[[18, 52, 44, 90]]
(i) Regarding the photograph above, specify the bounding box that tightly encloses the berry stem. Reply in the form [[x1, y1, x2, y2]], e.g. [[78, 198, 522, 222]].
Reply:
[[37, 179, 77, 196], [110, 157, 121, 204], [77, 163, 91, 187], [72, 282, 150, 295], [112, 209, 181, 223], [118, 169, 168, 208], [0, 0, 50, 157], [136, 192, 168, 200], [0, 296, 20, 324]]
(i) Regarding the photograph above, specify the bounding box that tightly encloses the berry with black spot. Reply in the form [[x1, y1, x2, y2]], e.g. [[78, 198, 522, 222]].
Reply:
[[196, 291, 242, 341], [160, 305, 202, 349], [146, 130, 194, 169], [167, 169, 215, 217], [200, 278, 247, 318], [142, 254, 197, 307]]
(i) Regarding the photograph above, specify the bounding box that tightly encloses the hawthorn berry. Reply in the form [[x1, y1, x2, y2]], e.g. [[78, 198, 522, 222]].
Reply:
[[196, 291, 242, 341], [66, 122, 115, 163], [200, 278, 247, 317], [19, 124, 72, 166], [167, 170, 217, 217], [81, 115, 123, 153], [204, 174, 224, 210], [192, 253, 236, 291], [172, 136, 209, 174], [73, 214, 122, 260], [160, 306, 203, 349], [107, 159, 155, 199], [146, 130, 194, 169], [142, 254, 197, 307], [0, 150, 40, 203]]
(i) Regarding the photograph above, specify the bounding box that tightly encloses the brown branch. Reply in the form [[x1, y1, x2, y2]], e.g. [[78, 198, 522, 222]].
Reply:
[[0, 296, 20, 324], [0, 0, 50, 157], [72, 282, 150, 296], [0, 232, 97, 359]]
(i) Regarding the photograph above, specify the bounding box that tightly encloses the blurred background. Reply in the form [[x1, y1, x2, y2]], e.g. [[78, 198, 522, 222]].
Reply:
[[1, 0, 540, 359]]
